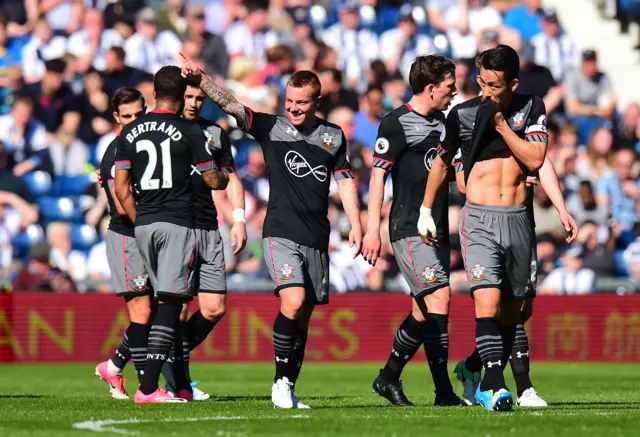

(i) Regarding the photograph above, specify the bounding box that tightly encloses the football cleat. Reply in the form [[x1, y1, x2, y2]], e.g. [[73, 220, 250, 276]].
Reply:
[[475, 386, 513, 412], [272, 377, 294, 409], [135, 388, 188, 404], [372, 374, 414, 407], [191, 381, 211, 401], [95, 361, 129, 400], [454, 359, 480, 406], [291, 390, 310, 409], [517, 388, 548, 407], [434, 391, 466, 406]]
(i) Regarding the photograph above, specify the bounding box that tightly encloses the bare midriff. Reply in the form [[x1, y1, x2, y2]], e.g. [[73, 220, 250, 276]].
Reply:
[[465, 149, 528, 207]]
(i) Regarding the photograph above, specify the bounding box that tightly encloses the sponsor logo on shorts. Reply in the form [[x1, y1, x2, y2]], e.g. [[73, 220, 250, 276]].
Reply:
[[421, 266, 437, 283], [512, 112, 525, 128], [471, 264, 485, 281], [133, 275, 148, 291], [279, 264, 295, 281], [321, 133, 335, 148]]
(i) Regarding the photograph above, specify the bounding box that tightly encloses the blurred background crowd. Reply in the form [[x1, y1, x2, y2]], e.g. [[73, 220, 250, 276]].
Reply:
[[1, 0, 640, 296]]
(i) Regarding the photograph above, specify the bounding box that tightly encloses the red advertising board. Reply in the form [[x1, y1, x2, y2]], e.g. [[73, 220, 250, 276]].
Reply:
[[1, 293, 639, 362]]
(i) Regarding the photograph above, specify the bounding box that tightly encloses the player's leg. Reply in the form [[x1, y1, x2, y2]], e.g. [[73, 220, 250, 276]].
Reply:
[[162, 302, 189, 397], [288, 301, 314, 409], [263, 237, 307, 409], [134, 223, 196, 403]]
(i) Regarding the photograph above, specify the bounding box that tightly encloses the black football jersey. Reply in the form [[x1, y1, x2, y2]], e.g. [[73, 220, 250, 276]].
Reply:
[[240, 107, 353, 251], [373, 103, 449, 242], [192, 118, 236, 230], [100, 136, 135, 237], [114, 109, 213, 228]]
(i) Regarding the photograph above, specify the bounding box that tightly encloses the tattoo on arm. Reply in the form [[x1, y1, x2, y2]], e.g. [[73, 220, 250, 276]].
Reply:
[[203, 169, 229, 191], [200, 75, 244, 123]]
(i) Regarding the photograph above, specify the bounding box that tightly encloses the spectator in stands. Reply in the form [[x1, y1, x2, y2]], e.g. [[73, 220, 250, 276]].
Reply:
[[539, 244, 595, 295], [381, 70, 408, 112], [536, 233, 558, 280], [565, 49, 617, 143], [368, 60, 389, 91], [77, 68, 113, 146], [280, 6, 316, 69], [226, 56, 277, 114], [624, 236, 640, 281], [13, 240, 77, 292], [379, 6, 435, 81], [27, 58, 81, 137], [0, 65, 25, 116], [205, 0, 245, 36], [531, 8, 580, 83], [0, 13, 22, 87], [516, 43, 564, 117], [184, 4, 229, 80], [49, 128, 88, 176], [614, 103, 640, 149], [87, 218, 111, 288], [503, 0, 544, 42], [322, 0, 379, 89], [240, 144, 269, 202], [135, 73, 155, 111], [257, 44, 296, 93], [0, 142, 38, 201], [0, 189, 39, 266], [327, 106, 368, 169], [123, 7, 182, 74], [41, 0, 83, 35], [578, 220, 618, 278], [101, 46, 144, 97], [67, 8, 124, 73], [47, 221, 87, 282], [157, 0, 188, 36], [576, 126, 614, 181], [0, 93, 50, 177], [21, 18, 67, 83], [316, 68, 359, 118], [224, 0, 278, 68], [444, 0, 503, 60], [234, 200, 267, 276], [567, 180, 610, 228], [313, 43, 338, 71], [354, 87, 383, 152], [426, 0, 457, 34], [596, 148, 640, 233], [444, 76, 478, 117], [103, 0, 145, 30], [532, 185, 567, 240]]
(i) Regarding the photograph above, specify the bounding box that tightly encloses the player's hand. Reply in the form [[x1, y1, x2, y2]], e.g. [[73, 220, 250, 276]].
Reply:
[[349, 227, 363, 259], [418, 206, 437, 246], [492, 111, 506, 128], [362, 231, 381, 266], [95, 168, 102, 185], [179, 52, 202, 79], [559, 210, 579, 243], [230, 221, 247, 255], [525, 175, 539, 187]]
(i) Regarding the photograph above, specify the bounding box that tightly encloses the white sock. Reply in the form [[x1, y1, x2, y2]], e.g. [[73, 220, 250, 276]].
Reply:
[[107, 359, 122, 375]]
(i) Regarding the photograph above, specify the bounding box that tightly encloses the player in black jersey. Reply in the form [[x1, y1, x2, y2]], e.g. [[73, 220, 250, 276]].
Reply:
[[114, 66, 228, 404], [181, 54, 362, 409], [161, 84, 247, 400], [360, 55, 463, 407], [95, 87, 150, 400]]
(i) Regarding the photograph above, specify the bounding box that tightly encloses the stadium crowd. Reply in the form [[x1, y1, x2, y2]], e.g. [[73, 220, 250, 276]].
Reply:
[[1, 0, 639, 295]]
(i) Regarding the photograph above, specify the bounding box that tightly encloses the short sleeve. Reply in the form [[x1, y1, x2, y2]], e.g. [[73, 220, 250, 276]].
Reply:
[[438, 107, 461, 159], [564, 71, 579, 100], [239, 106, 278, 143], [599, 74, 613, 94], [452, 148, 464, 173], [114, 136, 131, 170], [594, 177, 609, 197], [333, 132, 354, 181], [218, 129, 236, 174], [100, 142, 116, 191], [524, 97, 549, 144], [372, 115, 406, 171], [189, 124, 218, 172]]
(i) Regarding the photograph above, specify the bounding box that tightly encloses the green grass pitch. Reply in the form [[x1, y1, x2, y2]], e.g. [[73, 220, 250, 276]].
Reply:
[[1, 362, 639, 436]]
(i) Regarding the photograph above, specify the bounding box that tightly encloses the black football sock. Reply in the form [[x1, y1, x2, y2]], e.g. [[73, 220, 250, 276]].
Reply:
[[273, 312, 298, 382], [465, 348, 483, 373], [161, 344, 177, 394], [290, 330, 308, 387], [127, 322, 150, 384], [379, 313, 423, 383], [476, 317, 507, 392], [110, 329, 131, 370], [510, 322, 533, 397], [500, 324, 517, 371], [139, 302, 181, 395], [180, 321, 192, 383], [185, 310, 216, 351], [171, 321, 191, 392], [422, 313, 454, 395]]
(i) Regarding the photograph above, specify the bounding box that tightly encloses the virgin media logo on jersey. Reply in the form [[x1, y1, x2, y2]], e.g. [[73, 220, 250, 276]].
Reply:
[[285, 151, 328, 182]]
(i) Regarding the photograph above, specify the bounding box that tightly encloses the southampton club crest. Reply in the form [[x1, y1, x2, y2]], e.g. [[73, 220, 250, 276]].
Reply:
[[133, 275, 148, 291], [280, 264, 295, 281], [512, 112, 525, 128], [422, 266, 437, 284], [471, 264, 485, 281], [322, 133, 335, 148]]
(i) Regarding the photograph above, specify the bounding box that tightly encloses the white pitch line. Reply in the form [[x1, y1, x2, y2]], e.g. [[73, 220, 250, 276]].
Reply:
[[72, 415, 311, 435]]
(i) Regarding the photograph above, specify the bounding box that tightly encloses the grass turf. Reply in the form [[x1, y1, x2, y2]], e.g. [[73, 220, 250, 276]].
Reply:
[[1, 362, 639, 436]]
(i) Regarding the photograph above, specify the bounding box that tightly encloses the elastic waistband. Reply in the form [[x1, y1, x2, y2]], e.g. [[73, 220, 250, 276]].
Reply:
[[464, 202, 527, 214]]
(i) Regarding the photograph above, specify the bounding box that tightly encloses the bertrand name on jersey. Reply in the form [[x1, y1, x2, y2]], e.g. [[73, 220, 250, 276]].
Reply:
[[124, 121, 185, 143]]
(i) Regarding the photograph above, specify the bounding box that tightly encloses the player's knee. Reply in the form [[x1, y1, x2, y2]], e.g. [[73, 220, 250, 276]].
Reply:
[[424, 287, 451, 314], [280, 290, 306, 319], [201, 302, 226, 322], [127, 297, 152, 323]]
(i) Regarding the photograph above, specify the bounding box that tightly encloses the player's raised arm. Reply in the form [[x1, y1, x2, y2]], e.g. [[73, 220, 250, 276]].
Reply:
[[180, 53, 245, 126], [113, 137, 137, 222]]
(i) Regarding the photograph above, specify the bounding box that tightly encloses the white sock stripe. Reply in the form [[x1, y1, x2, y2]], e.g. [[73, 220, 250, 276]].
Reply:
[[151, 325, 176, 334], [476, 335, 502, 342], [397, 328, 421, 345]]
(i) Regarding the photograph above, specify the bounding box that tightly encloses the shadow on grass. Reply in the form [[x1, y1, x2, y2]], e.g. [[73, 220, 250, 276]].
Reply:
[[550, 401, 640, 410], [0, 395, 45, 399]]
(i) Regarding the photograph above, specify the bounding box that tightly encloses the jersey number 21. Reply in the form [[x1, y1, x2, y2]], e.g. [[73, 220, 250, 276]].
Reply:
[[136, 139, 173, 190]]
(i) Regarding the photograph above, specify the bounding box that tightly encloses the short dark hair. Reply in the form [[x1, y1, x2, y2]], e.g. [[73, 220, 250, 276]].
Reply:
[[287, 70, 321, 100], [153, 66, 187, 101], [408, 55, 455, 95], [112, 87, 145, 113], [13, 91, 34, 108], [108, 46, 126, 62], [479, 44, 520, 83]]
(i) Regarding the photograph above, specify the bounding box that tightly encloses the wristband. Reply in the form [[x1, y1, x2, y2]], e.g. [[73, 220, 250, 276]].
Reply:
[[232, 208, 246, 223]]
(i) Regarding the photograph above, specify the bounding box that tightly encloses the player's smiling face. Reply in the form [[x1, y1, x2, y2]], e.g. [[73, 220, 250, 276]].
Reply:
[[285, 84, 318, 128], [477, 68, 518, 110], [183, 86, 206, 121], [114, 101, 145, 128]]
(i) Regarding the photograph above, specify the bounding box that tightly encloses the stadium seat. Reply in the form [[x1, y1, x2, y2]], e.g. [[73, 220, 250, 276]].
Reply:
[[70, 224, 98, 251], [38, 196, 84, 223], [12, 224, 45, 259], [53, 174, 93, 197], [23, 171, 52, 197]]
